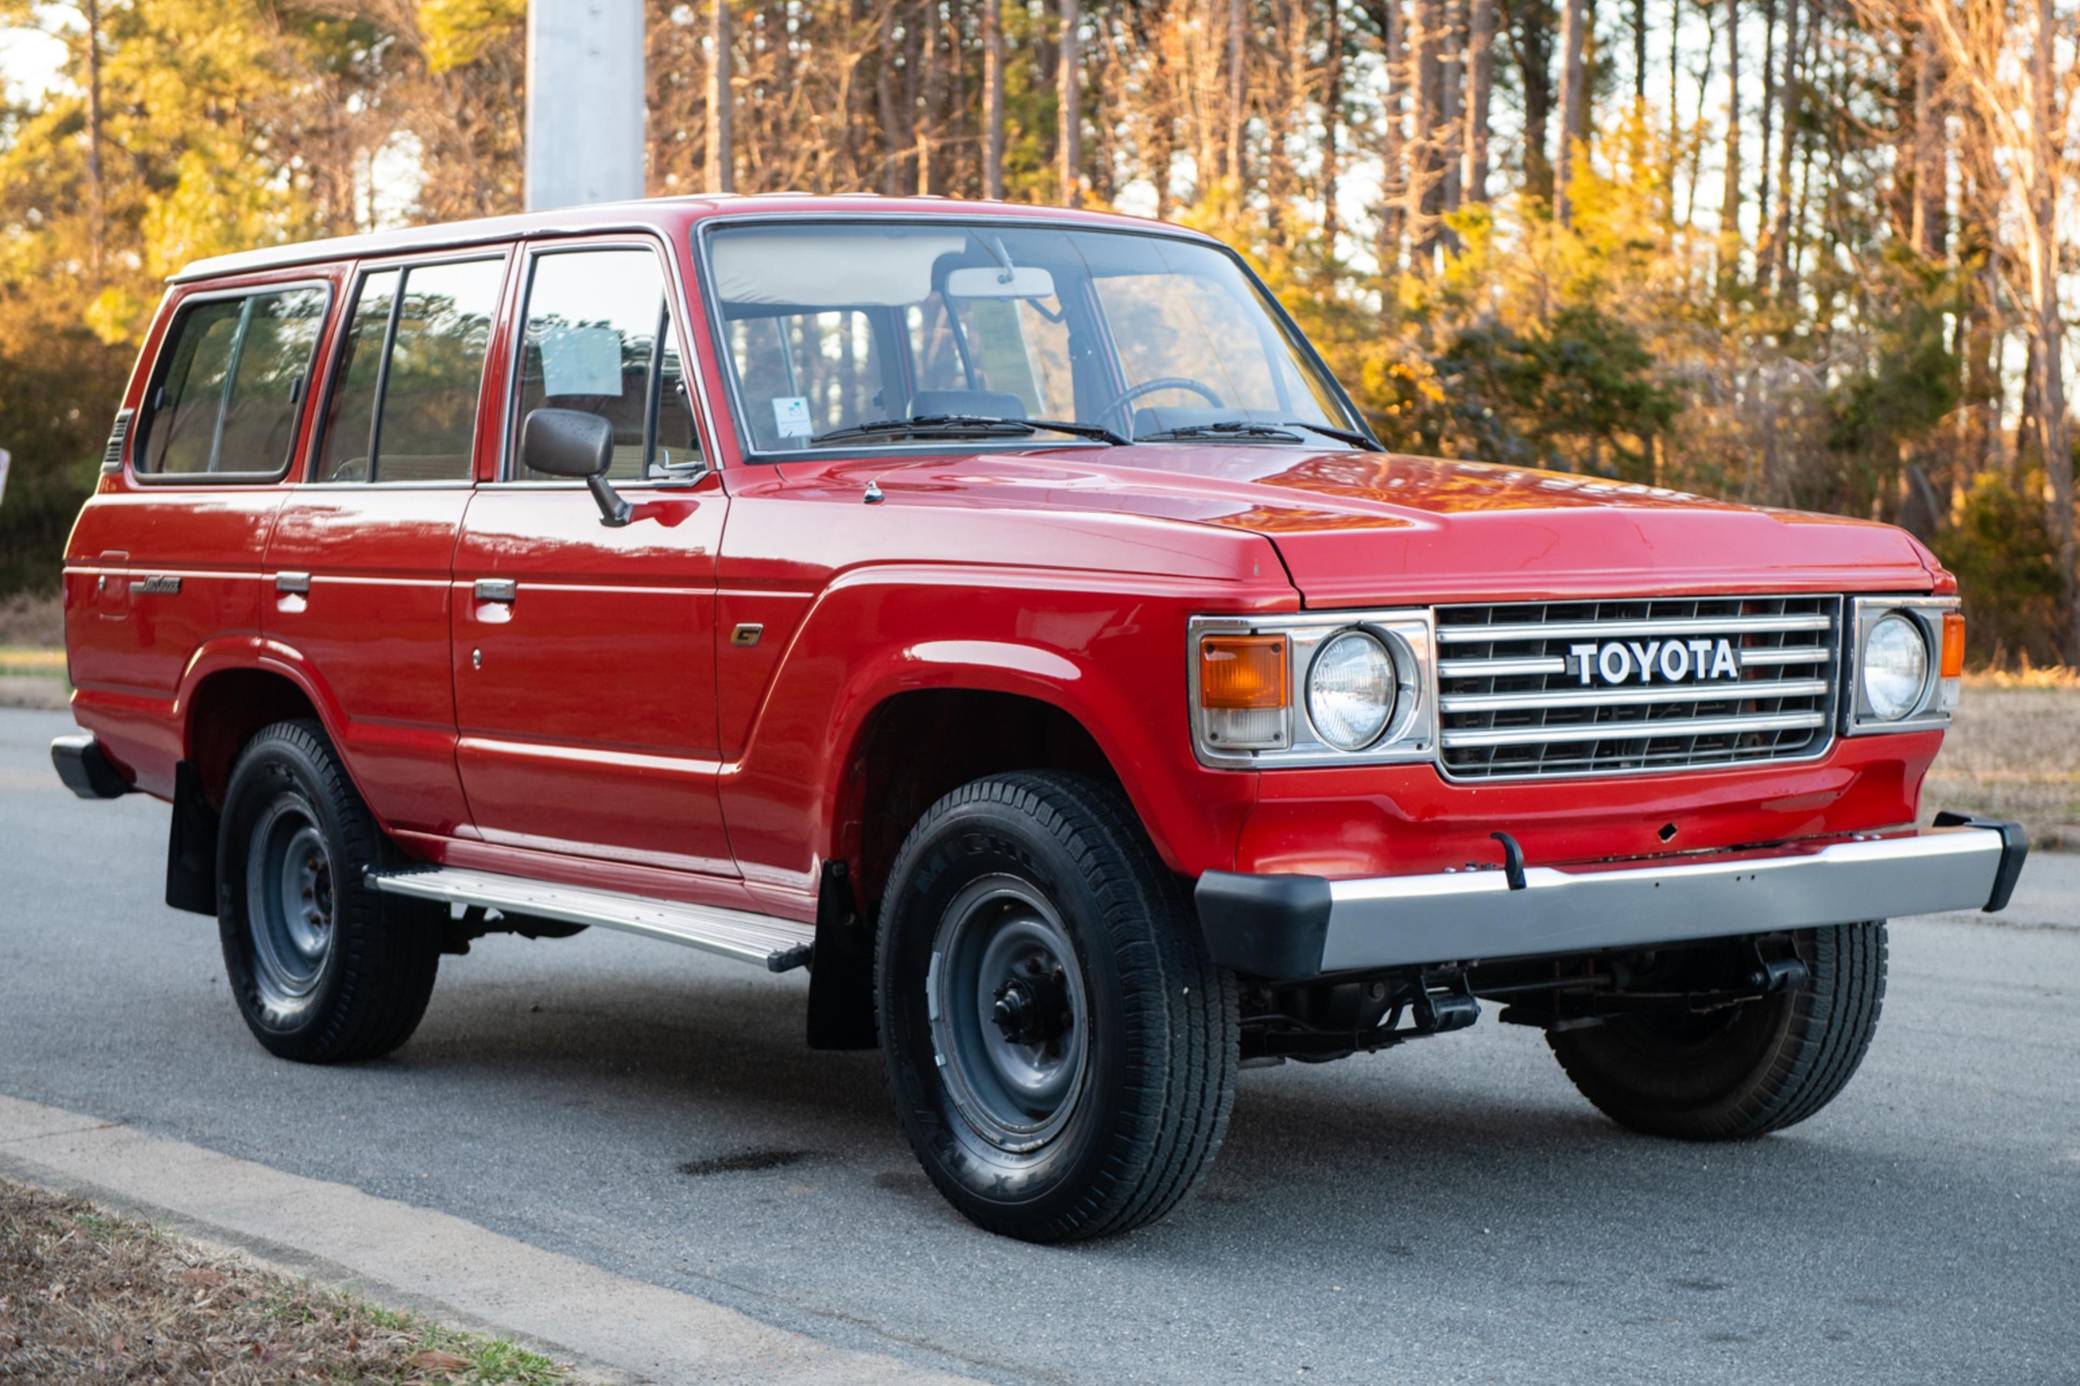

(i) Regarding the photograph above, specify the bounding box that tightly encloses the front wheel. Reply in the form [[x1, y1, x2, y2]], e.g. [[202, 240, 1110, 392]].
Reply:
[[216, 720, 440, 1063], [877, 772, 1239, 1242], [1549, 922, 1888, 1140]]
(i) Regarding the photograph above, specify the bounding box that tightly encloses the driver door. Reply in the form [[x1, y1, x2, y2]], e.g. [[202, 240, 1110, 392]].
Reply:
[[451, 237, 734, 875]]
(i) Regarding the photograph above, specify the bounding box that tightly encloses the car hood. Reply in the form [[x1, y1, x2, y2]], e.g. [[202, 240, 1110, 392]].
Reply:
[[840, 444, 1943, 606]]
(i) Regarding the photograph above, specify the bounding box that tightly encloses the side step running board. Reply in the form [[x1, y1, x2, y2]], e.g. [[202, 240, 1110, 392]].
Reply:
[[367, 866, 815, 973]]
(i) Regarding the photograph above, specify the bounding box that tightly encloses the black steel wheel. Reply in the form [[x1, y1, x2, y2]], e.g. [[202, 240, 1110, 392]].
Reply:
[[877, 772, 1238, 1243], [216, 720, 439, 1062]]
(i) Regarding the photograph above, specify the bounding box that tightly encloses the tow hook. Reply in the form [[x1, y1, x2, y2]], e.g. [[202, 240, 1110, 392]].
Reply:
[[1752, 956, 1809, 994], [1412, 973, 1481, 1033]]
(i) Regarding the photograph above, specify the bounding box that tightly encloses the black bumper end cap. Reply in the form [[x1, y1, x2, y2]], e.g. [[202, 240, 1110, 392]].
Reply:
[[1932, 811, 2028, 912], [51, 735, 130, 800], [1194, 871, 1334, 982]]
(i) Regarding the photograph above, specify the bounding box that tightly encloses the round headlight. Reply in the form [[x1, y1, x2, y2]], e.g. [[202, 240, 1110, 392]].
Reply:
[[1862, 613, 1929, 721], [1308, 630, 1397, 750]]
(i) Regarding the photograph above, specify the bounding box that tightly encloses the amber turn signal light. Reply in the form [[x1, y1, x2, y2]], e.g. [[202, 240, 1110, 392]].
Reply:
[[1198, 634, 1289, 709], [1940, 611, 1966, 679]]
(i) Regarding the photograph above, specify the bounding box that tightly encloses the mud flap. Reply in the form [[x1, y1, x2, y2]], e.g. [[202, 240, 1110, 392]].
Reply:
[[806, 860, 878, 1049], [165, 760, 219, 916]]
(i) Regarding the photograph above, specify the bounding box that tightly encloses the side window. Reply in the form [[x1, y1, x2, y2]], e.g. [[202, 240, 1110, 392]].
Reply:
[[512, 247, 702, 481], [313, 257, 504, 484], [138, 287, 327, 477]]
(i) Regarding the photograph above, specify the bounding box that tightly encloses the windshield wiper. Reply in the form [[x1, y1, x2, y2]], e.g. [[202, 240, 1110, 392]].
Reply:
[[1279, 420, 1384, 451], [1136, 421, 1307, 444], [807, 414, 1126, 446], [1137, 418, 1384, 450]]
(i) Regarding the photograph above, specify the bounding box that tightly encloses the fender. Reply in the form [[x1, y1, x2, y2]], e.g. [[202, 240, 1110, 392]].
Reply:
[[717, 560, 1295, 900], [172, 635, 468, 837]]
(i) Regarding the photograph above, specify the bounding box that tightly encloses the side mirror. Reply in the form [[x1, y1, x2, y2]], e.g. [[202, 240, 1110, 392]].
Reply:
[[521, 407, 629, 528]]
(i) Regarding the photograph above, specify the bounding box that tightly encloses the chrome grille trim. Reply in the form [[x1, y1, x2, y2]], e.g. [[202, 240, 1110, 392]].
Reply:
[[1434, 613, 1834, 643], [1440, 678, 1831, 714], [1441, 711, 1830, 749], [1434, 594, 1843, 780]]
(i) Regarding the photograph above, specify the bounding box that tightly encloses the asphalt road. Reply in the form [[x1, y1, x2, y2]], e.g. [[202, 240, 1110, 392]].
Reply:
[[2, 705, 2075, 1385]]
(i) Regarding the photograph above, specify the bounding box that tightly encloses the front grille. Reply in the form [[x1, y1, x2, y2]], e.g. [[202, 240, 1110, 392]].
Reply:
[[1434, 594, 1842, 780]]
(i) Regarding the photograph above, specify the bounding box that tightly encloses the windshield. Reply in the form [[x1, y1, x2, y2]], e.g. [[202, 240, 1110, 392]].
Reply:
[[701, 221, 1361, 454]]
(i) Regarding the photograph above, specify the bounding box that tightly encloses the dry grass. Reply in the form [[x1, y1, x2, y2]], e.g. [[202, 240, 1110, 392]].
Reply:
[[0, 590, 62, 648], [1963, 665, 2080, 691], [0, 1179, 568, 1384], [1927, 685, 2080, 847]]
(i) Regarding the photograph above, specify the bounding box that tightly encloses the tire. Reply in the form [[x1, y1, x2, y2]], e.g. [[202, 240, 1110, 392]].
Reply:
[[876, 772, 1239, 1242], [216, 719, 440, 1063], [1549, 922, 1887, 1140]]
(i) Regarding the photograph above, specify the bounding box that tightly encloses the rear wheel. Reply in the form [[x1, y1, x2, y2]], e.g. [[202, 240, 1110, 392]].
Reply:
[[216, 720, 439, 1063], [1549, 922, 1887, 1140], [877, 772, 1238, 1242]]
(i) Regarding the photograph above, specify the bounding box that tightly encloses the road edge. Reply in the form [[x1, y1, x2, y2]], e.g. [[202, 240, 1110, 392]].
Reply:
[[0, 1093, 981, 1386]]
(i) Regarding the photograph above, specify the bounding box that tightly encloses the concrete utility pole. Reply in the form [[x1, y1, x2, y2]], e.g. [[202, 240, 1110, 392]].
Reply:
[[525, 0, 646, 211]]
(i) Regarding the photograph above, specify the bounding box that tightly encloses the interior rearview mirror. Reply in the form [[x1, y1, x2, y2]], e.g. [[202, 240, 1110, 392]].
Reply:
[[521, 407, 629, 528], [945, 265, 1057, 300]]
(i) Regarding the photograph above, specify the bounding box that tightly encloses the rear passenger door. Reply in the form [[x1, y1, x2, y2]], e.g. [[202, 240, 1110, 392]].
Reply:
[[450, 238, 734, 875], [264, 250, 511, 838]]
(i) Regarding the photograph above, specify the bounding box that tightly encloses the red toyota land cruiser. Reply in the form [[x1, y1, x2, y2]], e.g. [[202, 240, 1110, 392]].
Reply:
[[53, 196, 2026, 1242]]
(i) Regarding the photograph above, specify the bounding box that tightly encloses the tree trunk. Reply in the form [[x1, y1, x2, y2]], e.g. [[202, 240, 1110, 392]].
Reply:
[[2024, 0, 2076, 661], [877, 5, 904, 193], [1668, 0, 1681, 149], [764, 0, 791, 191], [1514, 0, 1554, 203], [918, 0, 943, 194], [1554, 0, 1586, 223], [1756, 0, 1775, 227], [982, 0, 1004, 198], [1060, 0, 1082, 205], [1324, 0, 1345, 238], [1909, 19, 1947, 258], [1721, 0, 1741, 277], [1633, 0, 1647, 101], [84, 0, 104, 277], [1378, 0, 1406, 267], [1407, 0, 1440, 257], [1762, 0, 1802, 294], [707, 0, 734, 191], [1226, 0, 1247, 186], [1440, 0, 1462, 218], [1462, 0, 1493, 202]]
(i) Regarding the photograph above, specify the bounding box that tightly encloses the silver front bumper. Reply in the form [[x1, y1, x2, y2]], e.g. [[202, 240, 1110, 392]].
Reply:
[[1195, 819, 2026, 981]]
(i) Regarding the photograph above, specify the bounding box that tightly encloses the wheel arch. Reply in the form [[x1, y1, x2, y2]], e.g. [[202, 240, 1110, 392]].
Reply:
[[832, 683, 1130, 924], [176, 644, 347, 806]]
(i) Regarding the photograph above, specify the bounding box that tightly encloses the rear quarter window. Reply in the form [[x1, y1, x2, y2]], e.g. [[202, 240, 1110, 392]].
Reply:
[[136, 286, 329, 478]]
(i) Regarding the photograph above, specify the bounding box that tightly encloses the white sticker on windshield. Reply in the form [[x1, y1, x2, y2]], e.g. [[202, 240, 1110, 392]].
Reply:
[[772, 396, 813, 438]]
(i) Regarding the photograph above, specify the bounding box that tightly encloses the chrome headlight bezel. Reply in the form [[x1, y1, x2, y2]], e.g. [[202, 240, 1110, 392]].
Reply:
[[1188, 610, 1436, 768], [1844, 596, 1958, 735]]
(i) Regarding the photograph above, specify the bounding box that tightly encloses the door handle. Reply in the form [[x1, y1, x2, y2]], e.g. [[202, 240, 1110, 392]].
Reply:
[[473, 578, 518, 603], [276, 572, 311, 595]]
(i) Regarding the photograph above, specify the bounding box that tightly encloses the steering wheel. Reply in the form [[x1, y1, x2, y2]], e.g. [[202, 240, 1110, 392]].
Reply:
[[1093, 376, 1226, 438]]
